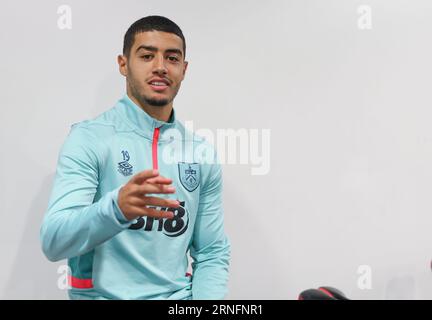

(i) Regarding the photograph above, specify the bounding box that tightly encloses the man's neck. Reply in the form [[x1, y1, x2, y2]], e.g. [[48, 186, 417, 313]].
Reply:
[[127, 91, 173, 123]]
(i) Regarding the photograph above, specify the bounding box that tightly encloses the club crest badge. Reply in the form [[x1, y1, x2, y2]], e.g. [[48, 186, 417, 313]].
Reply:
[[178, 162, 200, 192]]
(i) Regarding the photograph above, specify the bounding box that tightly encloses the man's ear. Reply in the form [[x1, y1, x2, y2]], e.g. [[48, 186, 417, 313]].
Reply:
[[182, 60, 188, 79], [118, 54, 128, 77]]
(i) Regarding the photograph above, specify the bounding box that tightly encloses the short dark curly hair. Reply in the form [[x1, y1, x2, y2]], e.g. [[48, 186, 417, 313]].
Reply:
[[123, 15, 186, 59]]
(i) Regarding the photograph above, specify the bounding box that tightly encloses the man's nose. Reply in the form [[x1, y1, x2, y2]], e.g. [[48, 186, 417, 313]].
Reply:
[[153, 55, 167, 74]]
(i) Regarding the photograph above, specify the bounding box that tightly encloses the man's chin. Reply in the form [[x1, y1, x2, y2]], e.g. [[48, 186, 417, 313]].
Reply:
[[146, 98, 170, 107]]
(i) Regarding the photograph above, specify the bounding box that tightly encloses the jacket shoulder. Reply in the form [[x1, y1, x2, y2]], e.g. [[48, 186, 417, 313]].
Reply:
[[70, 106, 133, 138]]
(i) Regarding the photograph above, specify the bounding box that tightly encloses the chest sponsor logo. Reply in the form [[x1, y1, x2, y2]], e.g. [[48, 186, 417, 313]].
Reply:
[[128, 201, 189, 237]]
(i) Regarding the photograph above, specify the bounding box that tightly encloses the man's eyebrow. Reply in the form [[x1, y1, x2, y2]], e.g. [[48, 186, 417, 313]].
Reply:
[[135, 45, 183, 57]]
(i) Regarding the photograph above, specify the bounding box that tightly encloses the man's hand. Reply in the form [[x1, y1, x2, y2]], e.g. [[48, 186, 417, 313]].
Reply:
[[118, 169, 179, 221]]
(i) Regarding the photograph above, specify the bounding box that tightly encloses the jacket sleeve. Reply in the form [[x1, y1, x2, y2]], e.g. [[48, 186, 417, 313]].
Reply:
[[190, 161, 231, 300], [40, 124, 132, 262]]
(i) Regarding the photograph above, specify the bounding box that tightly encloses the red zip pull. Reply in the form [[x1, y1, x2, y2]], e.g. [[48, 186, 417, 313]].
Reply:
[[152, 127, 160, 170]]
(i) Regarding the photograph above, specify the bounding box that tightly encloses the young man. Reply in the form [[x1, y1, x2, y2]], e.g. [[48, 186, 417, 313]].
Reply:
[[40, 15, 231, 300]]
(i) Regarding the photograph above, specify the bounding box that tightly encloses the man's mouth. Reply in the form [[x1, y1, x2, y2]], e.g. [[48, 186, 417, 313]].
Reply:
[[148, 78, 170, 92]]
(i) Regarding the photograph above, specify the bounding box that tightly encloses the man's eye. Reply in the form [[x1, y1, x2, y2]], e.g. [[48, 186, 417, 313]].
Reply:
[[141, 55, 153, 59], [168, 56, 179, 62]]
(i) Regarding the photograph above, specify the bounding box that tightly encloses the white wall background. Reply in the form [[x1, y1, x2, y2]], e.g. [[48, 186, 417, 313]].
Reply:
[[1, 0, 432, 299]]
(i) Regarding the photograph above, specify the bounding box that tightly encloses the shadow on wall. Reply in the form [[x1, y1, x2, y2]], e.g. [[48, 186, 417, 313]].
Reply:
[[92, 71, 124, 117], [223, 175, 286, 299], [4, 173, 68, 300], [385, 275, 416, 299]]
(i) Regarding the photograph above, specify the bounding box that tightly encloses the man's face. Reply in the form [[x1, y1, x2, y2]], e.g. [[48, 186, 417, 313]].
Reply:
[[119, 31, 188, 107]]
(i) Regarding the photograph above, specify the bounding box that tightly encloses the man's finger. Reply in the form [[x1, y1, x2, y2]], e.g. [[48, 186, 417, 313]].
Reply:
[[143, 207, 175, 219], [142, 196, 180, 208], [128, 196, 178, 208], [146, 176, 173, 185], [127, 206, 174, 219], [134, 183, 176, 195], [131, 169, 159, 184]]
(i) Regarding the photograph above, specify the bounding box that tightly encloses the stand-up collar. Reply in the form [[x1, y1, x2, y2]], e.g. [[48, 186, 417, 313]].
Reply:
[[116, 94, 177, 138]]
